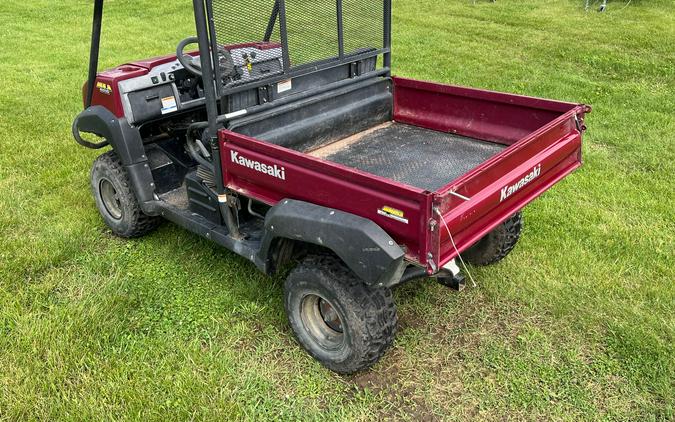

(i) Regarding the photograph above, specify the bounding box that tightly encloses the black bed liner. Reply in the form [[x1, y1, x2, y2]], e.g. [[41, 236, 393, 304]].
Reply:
[[309, 122, 507, 191]]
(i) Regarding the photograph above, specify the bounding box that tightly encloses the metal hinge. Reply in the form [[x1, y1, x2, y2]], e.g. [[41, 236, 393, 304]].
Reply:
[[349, 62, 359, 78], [257, 85, 271, 104], [218, 193, 240, 210], [574, 114, 586, 132]]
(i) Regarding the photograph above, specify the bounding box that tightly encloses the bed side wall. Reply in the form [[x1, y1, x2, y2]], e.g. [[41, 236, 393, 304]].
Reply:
[[392, 77, 578, 145], [219, 127, 432, 265]]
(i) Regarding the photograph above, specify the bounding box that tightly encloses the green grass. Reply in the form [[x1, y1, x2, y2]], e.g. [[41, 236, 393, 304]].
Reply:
[[0, 0, 673, 420]]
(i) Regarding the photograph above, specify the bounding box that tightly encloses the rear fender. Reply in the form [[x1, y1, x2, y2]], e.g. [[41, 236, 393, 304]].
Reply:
[[259, 199, 406, 287]]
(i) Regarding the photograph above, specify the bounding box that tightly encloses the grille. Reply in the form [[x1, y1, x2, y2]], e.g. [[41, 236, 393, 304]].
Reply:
[[208, 0, 387, 87]]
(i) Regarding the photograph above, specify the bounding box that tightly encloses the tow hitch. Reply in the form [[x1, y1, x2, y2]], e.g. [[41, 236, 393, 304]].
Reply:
[[437, 259, 466, 291]]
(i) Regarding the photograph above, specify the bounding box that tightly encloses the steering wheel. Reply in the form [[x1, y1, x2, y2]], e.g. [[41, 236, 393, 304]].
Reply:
[[176, 36, 235, 79]]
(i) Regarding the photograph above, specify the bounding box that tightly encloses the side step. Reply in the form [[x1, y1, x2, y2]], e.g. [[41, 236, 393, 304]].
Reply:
[[143, 198, 265, 270]]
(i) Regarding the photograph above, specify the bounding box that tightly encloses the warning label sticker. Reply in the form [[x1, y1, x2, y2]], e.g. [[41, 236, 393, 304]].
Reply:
[[160, 96, 177, 114], [277, 79, 292, 94], [377, 206, 409, 224]]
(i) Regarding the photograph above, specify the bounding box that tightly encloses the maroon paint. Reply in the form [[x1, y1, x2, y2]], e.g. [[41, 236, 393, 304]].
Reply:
[[83, 64, 147, 117], [220, 77, 589, 272], [393, 76, 580, 145]]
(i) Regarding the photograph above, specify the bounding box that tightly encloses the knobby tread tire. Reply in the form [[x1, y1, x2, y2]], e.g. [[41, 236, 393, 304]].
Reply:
[[463, 212, 523, 266], [285, 254, 397, 374], [91, 151, 160, 238]]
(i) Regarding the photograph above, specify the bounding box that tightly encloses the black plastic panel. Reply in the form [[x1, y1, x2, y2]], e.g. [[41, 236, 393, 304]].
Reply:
[[127, 85, 175, 123], [186, 172, 222, 225], [223, 60, 377, 114], [259, 199, 405, 285]]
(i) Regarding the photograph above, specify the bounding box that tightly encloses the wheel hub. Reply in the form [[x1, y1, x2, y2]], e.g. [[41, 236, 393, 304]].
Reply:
[[99, 178, 122, 220], [318, 298, 343, 333], [300, 294, 345, 350]]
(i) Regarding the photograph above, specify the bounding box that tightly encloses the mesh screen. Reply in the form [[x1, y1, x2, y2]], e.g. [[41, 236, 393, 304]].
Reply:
[[211, 0, 284, 89], [342, 0, 383, 56], [210, 0, 384, 74], [211, 0, 281, 47], [284, 0, 339, 65]]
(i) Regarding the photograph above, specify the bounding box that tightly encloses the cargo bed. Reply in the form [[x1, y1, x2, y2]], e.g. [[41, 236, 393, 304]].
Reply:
[[220, 76, 590, 273], [308, 122, 506, 191]]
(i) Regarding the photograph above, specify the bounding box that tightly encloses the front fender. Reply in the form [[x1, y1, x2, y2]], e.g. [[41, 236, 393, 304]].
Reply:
[[73, 106, 146, 165], [259, 199, 406, 287], [72, 106, 155, 204]]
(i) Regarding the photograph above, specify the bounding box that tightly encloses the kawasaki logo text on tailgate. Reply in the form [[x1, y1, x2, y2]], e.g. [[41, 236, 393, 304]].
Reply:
[[500, 164, 541, 202], [231, 151, 286, 180]]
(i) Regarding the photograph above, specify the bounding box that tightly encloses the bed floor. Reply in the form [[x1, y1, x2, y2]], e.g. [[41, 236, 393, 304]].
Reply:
[[308, 122, 507, 191]]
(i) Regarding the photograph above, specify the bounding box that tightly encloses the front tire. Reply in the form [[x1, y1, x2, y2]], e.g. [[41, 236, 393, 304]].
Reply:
[[284, 255, 397, 374], [463, 212, 523, 266], [90, 151, 160, 238]]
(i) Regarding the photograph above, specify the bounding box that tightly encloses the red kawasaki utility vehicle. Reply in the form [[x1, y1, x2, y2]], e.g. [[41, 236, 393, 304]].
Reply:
[[73, 0, 590, 373]]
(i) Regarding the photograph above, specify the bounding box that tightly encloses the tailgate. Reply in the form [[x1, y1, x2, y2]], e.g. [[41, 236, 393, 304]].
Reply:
[[431, 105, 589, 270]]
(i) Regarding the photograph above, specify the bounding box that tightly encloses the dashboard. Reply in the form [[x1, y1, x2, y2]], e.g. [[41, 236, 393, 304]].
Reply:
[[117, 44, 283, 125]]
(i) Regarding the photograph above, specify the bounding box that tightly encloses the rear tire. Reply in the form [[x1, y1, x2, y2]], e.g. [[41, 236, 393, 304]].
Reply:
[[463, 212, 523, 266], [90, 151, 160, 238], [284, 254, 397, 374]]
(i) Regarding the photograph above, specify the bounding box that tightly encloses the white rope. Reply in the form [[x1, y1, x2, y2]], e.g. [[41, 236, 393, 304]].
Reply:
[[434, 208, 477, 288], [619, 0, 633, 12]]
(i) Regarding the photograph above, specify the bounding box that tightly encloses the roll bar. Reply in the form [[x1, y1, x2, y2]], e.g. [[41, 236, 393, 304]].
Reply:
[[85, 0, 104, 109]]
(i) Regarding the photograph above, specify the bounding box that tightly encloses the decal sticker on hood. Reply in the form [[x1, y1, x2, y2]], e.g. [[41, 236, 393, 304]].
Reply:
[[96, 81, 112, 95]]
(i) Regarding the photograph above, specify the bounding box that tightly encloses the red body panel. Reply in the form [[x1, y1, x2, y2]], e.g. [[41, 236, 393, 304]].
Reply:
[[83, 64, 147, 117], [84, 52, 198, 116], [219, 77, 589, 272], [393, 77, 589, 269], [393, 77, 572, 145]]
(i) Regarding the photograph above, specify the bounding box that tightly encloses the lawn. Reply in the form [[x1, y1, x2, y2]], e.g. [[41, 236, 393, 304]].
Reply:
[[0, 0, 673, 420]]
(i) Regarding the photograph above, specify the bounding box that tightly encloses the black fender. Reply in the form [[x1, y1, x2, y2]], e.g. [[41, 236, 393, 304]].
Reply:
[[73, 106, 155, 204], [259, 199, 406, 287]]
